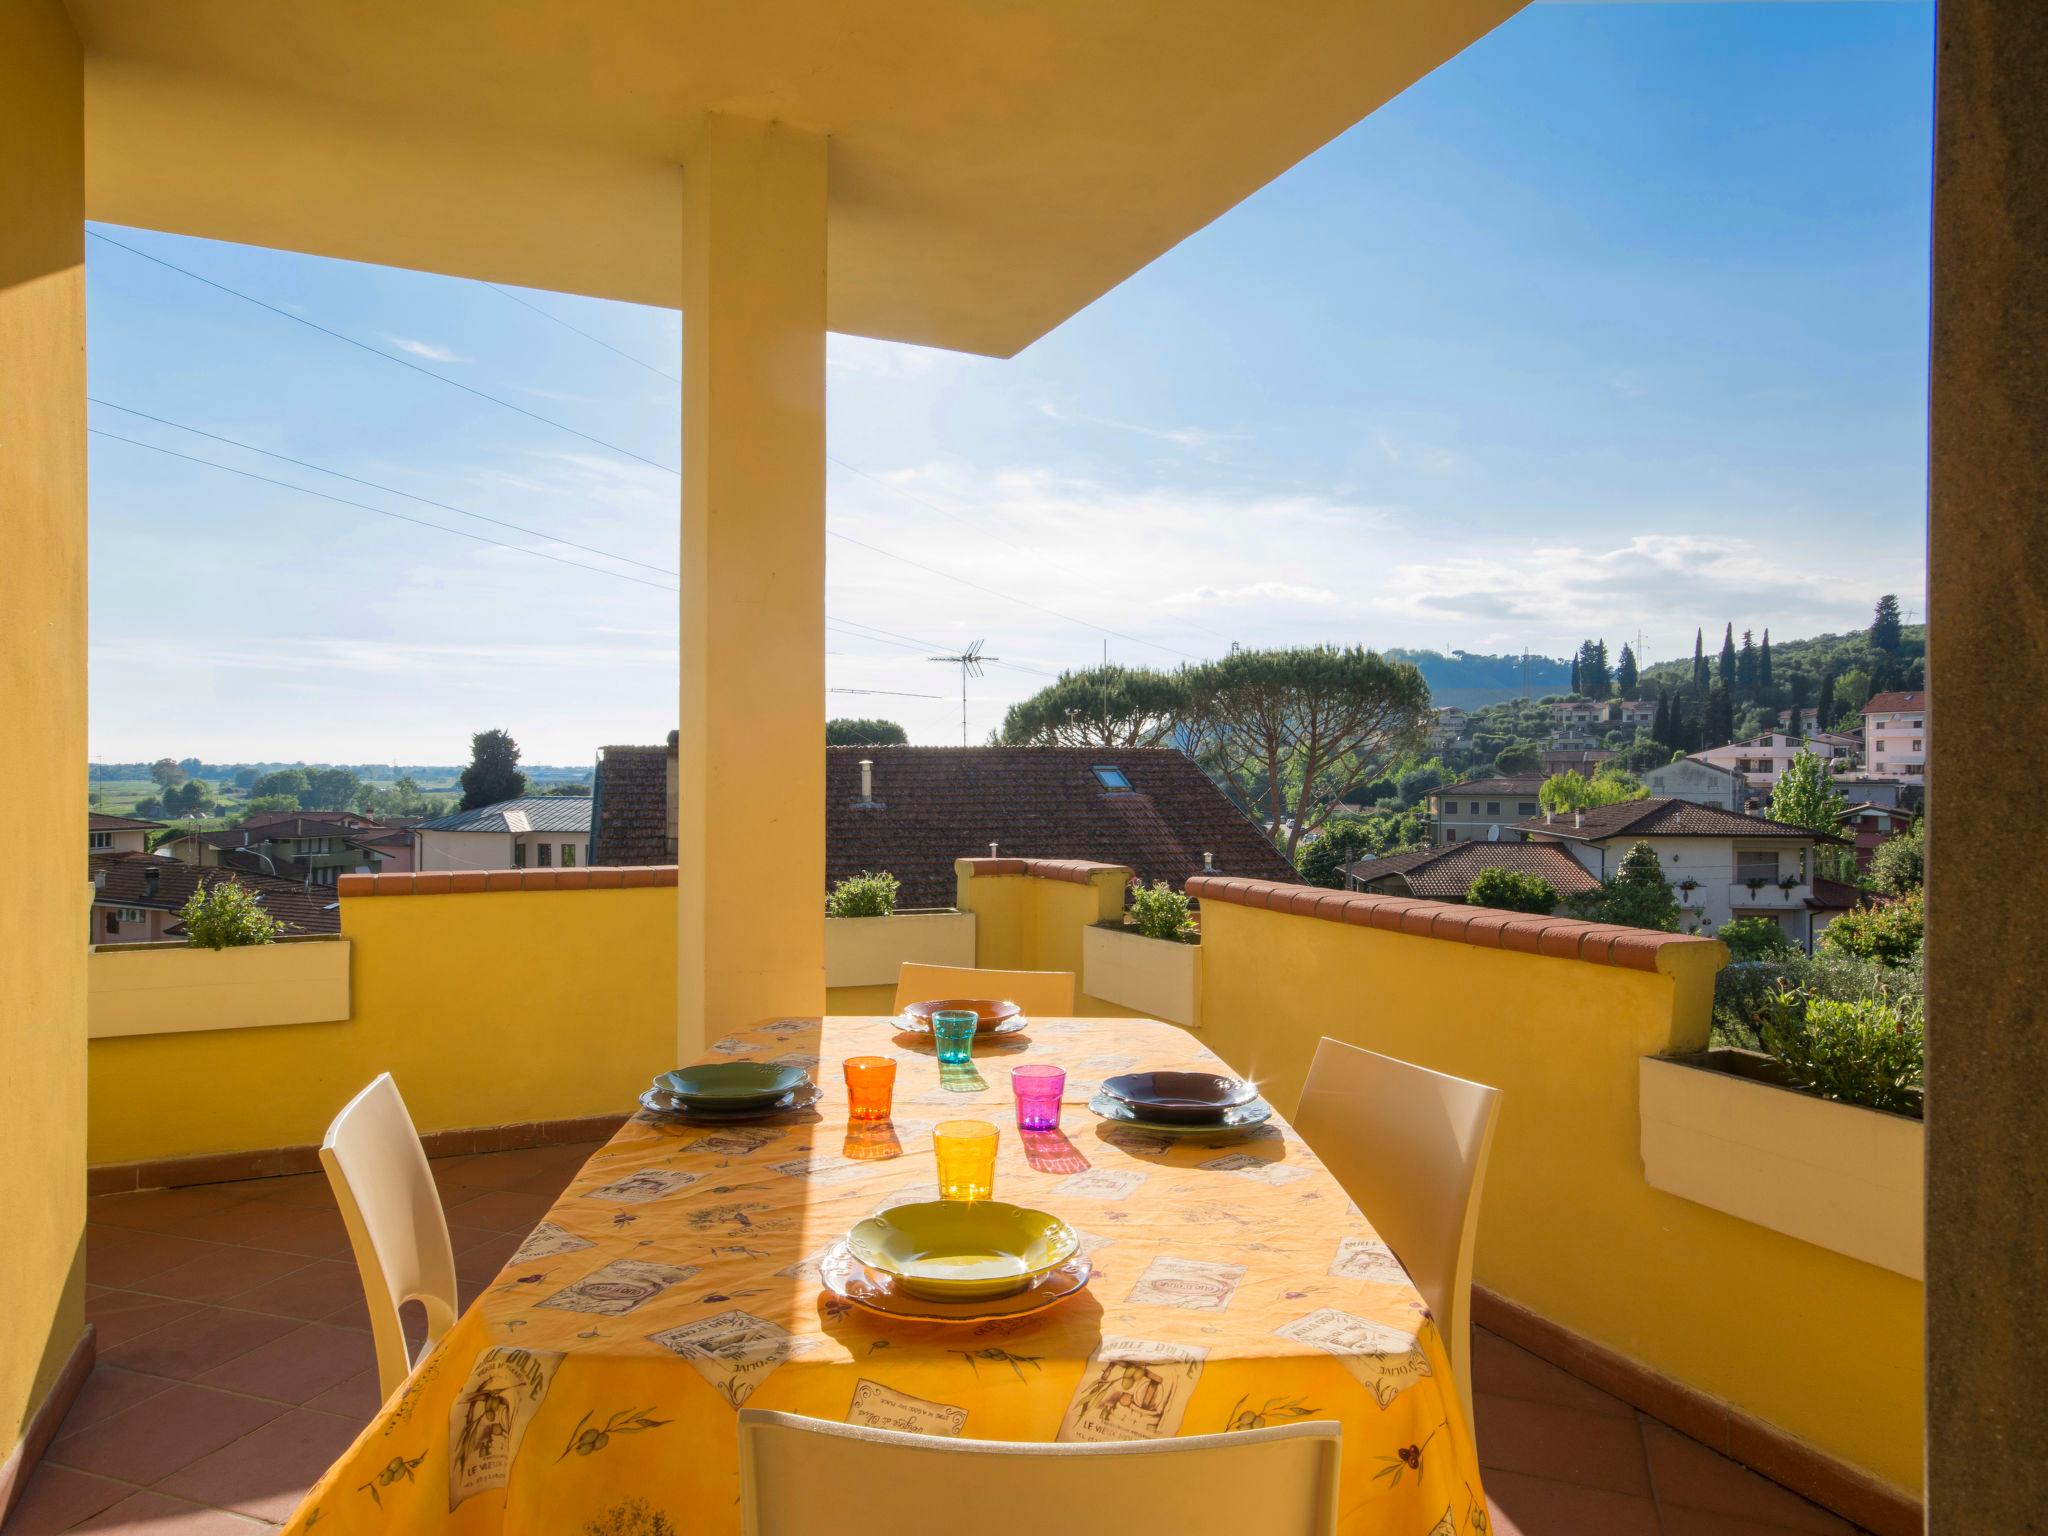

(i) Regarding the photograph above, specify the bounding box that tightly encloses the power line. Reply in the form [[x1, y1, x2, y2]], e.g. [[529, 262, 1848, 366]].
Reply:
[[89, 398, 679, 577], [92, 421, 1054, 683], [90, 227, 1187, 671], [89, 428, 681, 593], [488, 284, 681, 383], [88, 229, 681, 475]]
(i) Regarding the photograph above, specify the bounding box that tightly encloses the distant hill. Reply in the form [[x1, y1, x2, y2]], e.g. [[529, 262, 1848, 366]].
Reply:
[[1384, 649, 1571, 710], [1638, 625, 1926, 697]]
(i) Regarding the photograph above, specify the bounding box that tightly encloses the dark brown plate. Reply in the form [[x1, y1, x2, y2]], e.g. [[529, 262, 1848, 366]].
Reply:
[[1101, 1070, 1259, 1124], [899, 997, 1022, 1033]]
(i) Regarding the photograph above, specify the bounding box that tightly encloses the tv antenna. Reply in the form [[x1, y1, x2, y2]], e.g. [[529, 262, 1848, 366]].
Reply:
[[929, 640, 997, 746]]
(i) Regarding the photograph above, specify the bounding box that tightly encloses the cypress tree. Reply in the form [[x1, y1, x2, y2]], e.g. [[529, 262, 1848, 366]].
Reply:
[[1718, 624, 1737, 689], [1570, 653, 1581, 695], [1871, 594, 1903, 653], [1617, 644, 1638, 697], [1692, 628, 1708, 695], [1737, 629, 1758, 693], [1652, 689, 1671, 748], [1705, 683, 1735, 747], [1759, 629, 1774, 693], [1817, 671, 1836, 732]]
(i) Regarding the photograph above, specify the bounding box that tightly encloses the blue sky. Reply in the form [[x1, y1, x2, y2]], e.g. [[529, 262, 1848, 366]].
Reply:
[[86, 1, 1933, 763]]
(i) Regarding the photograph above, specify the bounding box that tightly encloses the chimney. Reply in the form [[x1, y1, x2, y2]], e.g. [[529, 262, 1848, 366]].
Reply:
[[143, 865, 160, 898], [1574, 809, 1583, 829], [1544, 810, 1554, 824], [1202, 851, 1215, 873], [989, 841, 999, 857], [859, 758, 873, 802]]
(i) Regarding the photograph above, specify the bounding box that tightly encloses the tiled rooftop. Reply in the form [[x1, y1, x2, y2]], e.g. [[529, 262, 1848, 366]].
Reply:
[[7, 1147, 1867, 1535]]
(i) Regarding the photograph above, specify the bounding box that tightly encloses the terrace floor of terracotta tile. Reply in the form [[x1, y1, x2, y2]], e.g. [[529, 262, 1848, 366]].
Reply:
[[7, 1142, 1868, 1535]]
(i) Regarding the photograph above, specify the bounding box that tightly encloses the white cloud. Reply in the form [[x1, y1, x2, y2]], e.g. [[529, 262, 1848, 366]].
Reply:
[[1037, 401, 1248, 452], [1160, 580, 1339, 609], [385, 336, 472, 364], [1385, 533, 1904, 644]]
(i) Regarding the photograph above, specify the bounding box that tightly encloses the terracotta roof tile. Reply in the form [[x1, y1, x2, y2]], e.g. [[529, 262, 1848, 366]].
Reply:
[[1346, 841, 1599, 901], [1511, 797, 1845, 844], [89, 854, 338, 934]]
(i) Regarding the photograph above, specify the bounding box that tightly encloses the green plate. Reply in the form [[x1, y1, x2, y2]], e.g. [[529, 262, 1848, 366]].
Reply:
[[846, 1200, 1079, 1301], [653, 1062, 809, 1108], [1089, 1089, 1274, 1138]]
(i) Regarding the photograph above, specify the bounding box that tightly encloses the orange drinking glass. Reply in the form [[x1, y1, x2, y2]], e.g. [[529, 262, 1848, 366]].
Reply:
[[843, 1056, 898, 1121], [932, 1120, 999, 1201]]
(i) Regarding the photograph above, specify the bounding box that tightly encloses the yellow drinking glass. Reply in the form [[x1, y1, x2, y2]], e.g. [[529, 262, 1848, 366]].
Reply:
[[932, 1119, 999, 1201]]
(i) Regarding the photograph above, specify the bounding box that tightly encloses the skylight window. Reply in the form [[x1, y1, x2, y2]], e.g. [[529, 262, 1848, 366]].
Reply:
[[1092, 766, 1133, 792]]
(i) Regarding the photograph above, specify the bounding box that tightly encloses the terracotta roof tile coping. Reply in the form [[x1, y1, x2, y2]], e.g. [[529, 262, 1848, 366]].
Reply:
[[338, 866, 678, 897], [1185, 875, 1725, 975], [954, 857, 1134, 885]]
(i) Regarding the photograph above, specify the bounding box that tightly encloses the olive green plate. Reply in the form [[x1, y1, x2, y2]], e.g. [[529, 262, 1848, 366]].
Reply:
[[846, 1200, 1078, 1301], [653, 1062, 809, 1108]]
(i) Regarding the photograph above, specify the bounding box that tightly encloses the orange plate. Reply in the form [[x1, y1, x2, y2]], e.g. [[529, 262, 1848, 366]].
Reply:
[[899, 997, 1022, 1033]]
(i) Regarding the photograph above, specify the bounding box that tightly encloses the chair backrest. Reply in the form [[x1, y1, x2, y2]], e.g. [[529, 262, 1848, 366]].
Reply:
[[894, 962, 1076, 1017], [319, 1073, 459, 1402], [737, 1410, 1340, 1536], [1292, 1037, 1500, 1429]]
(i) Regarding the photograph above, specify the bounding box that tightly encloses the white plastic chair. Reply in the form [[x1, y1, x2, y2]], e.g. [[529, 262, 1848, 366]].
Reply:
[[737, 1410, 1340, 1536], [894, 961, 1076, 1017], [320, 1073, 460, 1402], [1291, 1037, 1501, 1429]]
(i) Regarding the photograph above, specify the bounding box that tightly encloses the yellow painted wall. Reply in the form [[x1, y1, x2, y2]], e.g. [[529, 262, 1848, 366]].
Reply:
[[89, 891, 677, 1165], [1196, 900, 1924, 1497], [955, 866, 1142, 1017], [0, 0, 88, 1456]]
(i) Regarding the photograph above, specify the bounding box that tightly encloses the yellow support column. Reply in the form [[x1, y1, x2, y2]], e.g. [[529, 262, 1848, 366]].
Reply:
[[677, 116, 829, 1060], [0, 0, 89, 1485]]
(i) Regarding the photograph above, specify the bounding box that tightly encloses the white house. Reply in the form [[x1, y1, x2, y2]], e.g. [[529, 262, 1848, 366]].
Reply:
[[1513, 797, 1846, 949], [1861, 690, 1927, 782], [1689, 731, 1856, 790], [1640, 755, 1747, 811], [413, 797, 592, 872]]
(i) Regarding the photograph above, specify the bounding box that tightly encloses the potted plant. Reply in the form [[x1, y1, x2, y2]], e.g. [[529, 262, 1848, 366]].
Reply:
[[1639, 982, 1923, 1279], [1744, 876, 1768, 899], [822, 871, 976, 990], [1778, 873, 1802, 894], [1081, 879, 1201, 1026]]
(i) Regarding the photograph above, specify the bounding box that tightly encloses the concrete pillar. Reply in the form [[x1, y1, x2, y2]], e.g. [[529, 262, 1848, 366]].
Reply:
[[0, 0, 89, 1497], [1926, 0, 2048, 1528], [677, 116, 829, 1059]]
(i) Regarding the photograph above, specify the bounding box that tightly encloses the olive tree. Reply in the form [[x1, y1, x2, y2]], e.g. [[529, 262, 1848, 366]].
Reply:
[[1001, 664, 1187, 748], [1180, 646, 1431, 859]]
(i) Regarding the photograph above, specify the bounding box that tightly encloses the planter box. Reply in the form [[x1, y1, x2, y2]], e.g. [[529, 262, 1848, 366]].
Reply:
[[824, 909, 976, 989], [89, 935, 352, 1039], [1082, 922, 1200, 1027], [1639, 1050, 1923, 1279]]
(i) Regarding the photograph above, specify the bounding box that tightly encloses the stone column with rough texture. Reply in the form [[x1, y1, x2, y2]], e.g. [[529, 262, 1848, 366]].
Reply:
[[1927, 0, 2048, 1528], [677, 115, 830, 1060]]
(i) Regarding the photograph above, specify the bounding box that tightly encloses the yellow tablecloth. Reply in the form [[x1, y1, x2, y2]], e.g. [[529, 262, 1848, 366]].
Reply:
[[285, 1016, 1487, 1536]]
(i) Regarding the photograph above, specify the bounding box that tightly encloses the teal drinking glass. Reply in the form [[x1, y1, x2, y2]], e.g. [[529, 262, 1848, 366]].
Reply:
[[931, 1009, 979, 1065]]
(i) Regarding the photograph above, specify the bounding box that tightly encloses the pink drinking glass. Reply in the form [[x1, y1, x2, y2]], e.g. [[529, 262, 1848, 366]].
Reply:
[[1011, 1064, 1066, 1132]]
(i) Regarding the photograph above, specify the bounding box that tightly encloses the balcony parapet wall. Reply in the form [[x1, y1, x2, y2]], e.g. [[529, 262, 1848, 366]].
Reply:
[[1186, 875, 1725, 976]]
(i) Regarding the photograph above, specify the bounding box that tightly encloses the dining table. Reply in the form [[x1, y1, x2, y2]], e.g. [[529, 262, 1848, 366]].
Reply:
[[282, 1014, 1487, 1536]]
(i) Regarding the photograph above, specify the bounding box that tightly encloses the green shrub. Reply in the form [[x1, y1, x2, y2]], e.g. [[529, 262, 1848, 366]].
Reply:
[[825, 870, 899, 917], [1464, 868, 1557, 915], [1761, 992, 1924, 1114], [1713, 950, 1922, 1051], [1127, 879, 1197, 943], [1867, 822, 1923, 896], [1818, 887, 1923, 967], [1719, 916, 1796, 962], [1560, 840, 1678, 932], [177, 879, 284, 949]]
